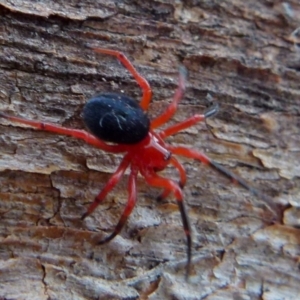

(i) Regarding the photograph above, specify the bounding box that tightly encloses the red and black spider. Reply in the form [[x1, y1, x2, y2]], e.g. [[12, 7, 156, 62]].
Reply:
[[0, 47, 276, 278]]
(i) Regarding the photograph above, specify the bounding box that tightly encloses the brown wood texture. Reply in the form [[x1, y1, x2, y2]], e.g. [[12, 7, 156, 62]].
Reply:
[[0, 1, 300, 299]]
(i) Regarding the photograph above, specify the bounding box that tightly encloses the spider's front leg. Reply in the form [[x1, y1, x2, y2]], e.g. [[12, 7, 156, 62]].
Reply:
[[156, 156, 186, 201], [170, 146, 279, 220], [156, 103, 219, 201], [142, 169, 192, 278], [158, 101, 219, 139]]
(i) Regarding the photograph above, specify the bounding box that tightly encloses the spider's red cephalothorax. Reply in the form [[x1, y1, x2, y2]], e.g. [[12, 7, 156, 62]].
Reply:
[[0, 47, 276, 278]]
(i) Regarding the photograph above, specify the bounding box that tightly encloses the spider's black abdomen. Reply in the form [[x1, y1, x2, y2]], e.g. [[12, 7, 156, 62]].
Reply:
[[83, 93, 150, 144]]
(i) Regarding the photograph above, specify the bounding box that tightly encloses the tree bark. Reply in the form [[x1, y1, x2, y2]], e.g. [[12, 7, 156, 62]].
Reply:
[[0, 1, 300, 299]]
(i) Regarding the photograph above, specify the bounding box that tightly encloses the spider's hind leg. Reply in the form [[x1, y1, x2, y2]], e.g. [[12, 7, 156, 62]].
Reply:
[[88, 46, 152, 111], [0, 112, 126, 153], [151, 66, 187, 129]]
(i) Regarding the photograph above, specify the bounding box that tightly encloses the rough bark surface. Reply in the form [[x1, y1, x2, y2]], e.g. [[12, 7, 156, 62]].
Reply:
[[0, 1, 300, 299]]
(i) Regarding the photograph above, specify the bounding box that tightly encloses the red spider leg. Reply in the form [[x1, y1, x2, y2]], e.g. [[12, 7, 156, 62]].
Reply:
[[81, 155, 131, 220], [90, 47, 152, 111], [98, 168, 138, 244], [0, 113, 127, 153], [157, 156, 187, 201], [141, 169, 192, 278], [169, 146, 278, 219], [151, 66, 187, 129], [159, 102, 219, 139]]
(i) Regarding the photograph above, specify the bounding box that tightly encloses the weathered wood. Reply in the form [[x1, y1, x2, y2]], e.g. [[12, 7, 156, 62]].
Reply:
[[0, 1, 299, 299]]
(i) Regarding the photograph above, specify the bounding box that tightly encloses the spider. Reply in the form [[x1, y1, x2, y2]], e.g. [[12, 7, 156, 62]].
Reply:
[[0, 47, 276, 278]]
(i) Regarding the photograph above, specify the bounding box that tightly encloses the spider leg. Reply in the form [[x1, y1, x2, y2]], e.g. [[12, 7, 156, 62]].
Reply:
[[170, 146, 279, 219], [89, 47, 152, 111], [157, 156, 187, 201], [81, 155, 131, 220], [98, 167, 138, 244], [151, 66, 187, 129], [0, 113, 127, 153], [159, 102, 219, 139], [142, 169, 192, 278]]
